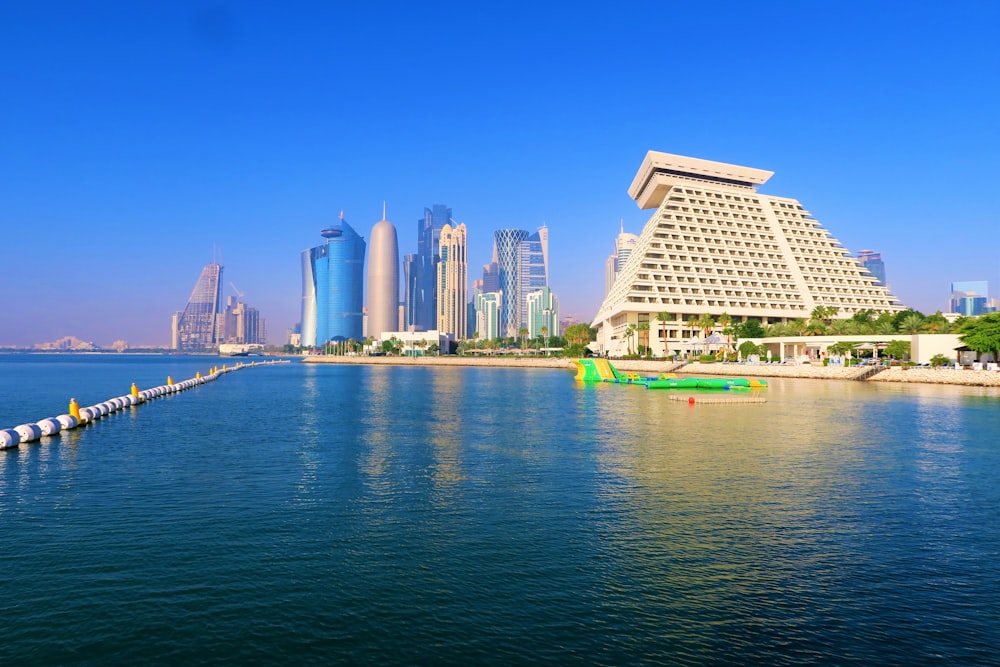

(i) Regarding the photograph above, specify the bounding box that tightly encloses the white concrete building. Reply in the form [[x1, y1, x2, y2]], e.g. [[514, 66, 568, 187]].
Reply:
[[592, 151, 904, 357]]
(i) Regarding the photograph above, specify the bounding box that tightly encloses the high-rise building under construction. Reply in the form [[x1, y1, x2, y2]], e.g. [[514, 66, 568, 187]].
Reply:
[[172, 262, 224, 350]]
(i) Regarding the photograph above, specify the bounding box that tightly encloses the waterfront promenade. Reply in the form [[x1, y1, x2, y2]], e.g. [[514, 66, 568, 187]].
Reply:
[[302, 355, 1000, 387]]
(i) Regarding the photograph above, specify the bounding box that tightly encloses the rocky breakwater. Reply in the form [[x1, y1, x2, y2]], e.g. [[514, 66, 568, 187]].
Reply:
[[868, 367, 1000, 387], [302, 355, 574, 370]]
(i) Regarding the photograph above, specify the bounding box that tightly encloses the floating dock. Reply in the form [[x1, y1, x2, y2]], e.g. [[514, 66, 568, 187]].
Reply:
[[573, 358, 767, 399]]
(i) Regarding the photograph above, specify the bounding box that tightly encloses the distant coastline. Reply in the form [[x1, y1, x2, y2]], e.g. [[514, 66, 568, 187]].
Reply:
[[301, 355, 1000, 387]]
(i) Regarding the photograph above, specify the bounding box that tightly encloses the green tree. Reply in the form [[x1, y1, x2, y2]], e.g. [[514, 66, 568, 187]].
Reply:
[[827, 341, 855, 357], [811, 305, 838, 326], [924, 311, 951, 333], [873, 313, 896, 334], [695, 314, 715, 354], [829, 319, 858, 335], [624, 324, 637, 355], [733, 319, 765, 339], [717, 312, 733, 356], [804, 319, 826, 336], [787, 318, 807, 336], [851, 309, 876, 333], [959, 313, 1000, 363], [930, 353, 950, 367], [738, 340, 763, 359], [518, 327, 529, 350], [897, 312, 926, 334], [892, 308, 926, 332], [884, 339, 911, 360], [563, 323, 595, 357], [656, 312, 670, 356], [637, 322, 650, 356]]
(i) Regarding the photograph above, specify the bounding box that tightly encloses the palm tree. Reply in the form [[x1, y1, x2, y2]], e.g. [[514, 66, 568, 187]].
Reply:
[[624, 324, 636, 355], [518, 327, 529, 351], [696, 314, 715, 354], [717, 312, 733, 357], [540, 326, 549, 353], [686, 315, 698, 357], [924, 311, 951, 334], [638, 322, 650, 356], [656, 312, 670, 357], [897, 312, 926, 334]]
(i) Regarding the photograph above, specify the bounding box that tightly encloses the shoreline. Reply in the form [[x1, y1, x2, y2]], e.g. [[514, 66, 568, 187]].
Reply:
[[300, 356, 1000, 387]]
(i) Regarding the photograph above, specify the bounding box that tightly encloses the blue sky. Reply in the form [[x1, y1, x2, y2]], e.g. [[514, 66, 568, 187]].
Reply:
[[2, 1, 998, 347]]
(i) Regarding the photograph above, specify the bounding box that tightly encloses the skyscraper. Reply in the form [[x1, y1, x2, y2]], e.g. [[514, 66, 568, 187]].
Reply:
[[493, 226, 550, 337], [606, 220, 640, 294], [950, 280, 989, 315], [592, 150, 903, 356], [494, 228, 529, 337], [367, 204, 399, 339], [300, 213, 366, 346], [222, 295, 267, 344], [526, 286, 559, 339], [517, 225, 549, 331], [857, 250, 886, 286], [173, 262, 224, 350], [475, 291, 502, 340], [437, 221, 468, 337], [407, 204, 452, 331]]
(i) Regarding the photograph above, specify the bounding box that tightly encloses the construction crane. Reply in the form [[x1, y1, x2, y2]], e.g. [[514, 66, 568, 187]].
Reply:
[[230, 282, 244, 302]]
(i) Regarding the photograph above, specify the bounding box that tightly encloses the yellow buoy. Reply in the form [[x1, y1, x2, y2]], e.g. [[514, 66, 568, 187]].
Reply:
[[196, 371, 201, 379], [131, 382, 139, 397], [69, 397, 81, 421], [167, 376, 173, 385]]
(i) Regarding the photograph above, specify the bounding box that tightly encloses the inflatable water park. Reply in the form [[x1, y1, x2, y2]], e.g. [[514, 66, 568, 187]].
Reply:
[[573, 358, 767, 391]]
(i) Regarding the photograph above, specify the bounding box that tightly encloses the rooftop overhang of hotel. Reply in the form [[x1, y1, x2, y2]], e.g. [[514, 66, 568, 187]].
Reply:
[[628, 151, 775, 210]]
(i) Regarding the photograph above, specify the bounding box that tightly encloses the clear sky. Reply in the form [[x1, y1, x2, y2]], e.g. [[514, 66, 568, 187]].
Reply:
[[3, 1, 998, 347]]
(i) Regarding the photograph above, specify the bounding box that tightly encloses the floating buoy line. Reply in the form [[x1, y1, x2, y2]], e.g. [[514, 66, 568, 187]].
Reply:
[[1, 360, 288, 450]]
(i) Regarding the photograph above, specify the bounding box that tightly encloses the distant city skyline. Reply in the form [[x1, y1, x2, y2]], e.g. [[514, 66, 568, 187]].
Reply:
[[3, 3, 999, 347]]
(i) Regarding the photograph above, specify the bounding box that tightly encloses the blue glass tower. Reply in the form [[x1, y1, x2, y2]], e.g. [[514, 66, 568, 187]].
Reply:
[[408, 204, 451, 331], [300, 215, 366, 346]]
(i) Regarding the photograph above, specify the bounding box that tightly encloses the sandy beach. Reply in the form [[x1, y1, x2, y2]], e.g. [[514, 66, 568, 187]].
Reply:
[[301, 355, 1000, 387]]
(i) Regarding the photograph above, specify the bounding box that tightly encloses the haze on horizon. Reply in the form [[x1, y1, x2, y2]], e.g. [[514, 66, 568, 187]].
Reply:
[[3, 2, 998, 348]]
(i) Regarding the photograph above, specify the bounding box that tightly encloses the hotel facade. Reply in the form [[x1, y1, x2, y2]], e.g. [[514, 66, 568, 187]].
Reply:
[[592, 151, 903, 357]]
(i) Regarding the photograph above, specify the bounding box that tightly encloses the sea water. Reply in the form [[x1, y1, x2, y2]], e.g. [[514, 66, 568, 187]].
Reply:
[[1, 355, 999, 665]]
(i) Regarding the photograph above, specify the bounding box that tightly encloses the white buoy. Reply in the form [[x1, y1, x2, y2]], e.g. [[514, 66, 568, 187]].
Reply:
[[56, 414, 79, 430], [36, 417, 62, 436], [0, 429, 19, 449], [14, 423, 42, 443]]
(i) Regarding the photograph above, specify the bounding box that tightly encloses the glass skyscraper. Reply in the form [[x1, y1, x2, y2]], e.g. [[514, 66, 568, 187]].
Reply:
[[493, 226, 550, 337], [950, 280, 989, 316], [857, 250, 886, 286], [300, 215, 366, 346], [494, 228, 529, 337], [407, 204, 451, 331], [173, 262, 224, 350]]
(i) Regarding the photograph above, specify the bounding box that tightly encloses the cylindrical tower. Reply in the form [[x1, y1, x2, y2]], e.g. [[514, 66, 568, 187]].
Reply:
[[367, 207, 399, 339]]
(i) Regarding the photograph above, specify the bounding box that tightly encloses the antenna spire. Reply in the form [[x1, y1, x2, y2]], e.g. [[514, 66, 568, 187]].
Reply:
[[620, 218, 624, 234], [383, 200, 387, 221]]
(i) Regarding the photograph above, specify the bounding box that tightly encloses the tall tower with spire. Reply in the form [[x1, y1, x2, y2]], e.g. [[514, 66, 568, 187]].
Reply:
[[368, 202, 400, 339]]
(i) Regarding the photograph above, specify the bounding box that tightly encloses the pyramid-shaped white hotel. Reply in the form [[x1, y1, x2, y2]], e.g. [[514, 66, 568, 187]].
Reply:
[[591, 151, 903, 357]]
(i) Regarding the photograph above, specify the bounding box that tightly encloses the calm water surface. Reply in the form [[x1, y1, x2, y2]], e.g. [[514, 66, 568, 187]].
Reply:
[[1, 355, 999, 665]]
